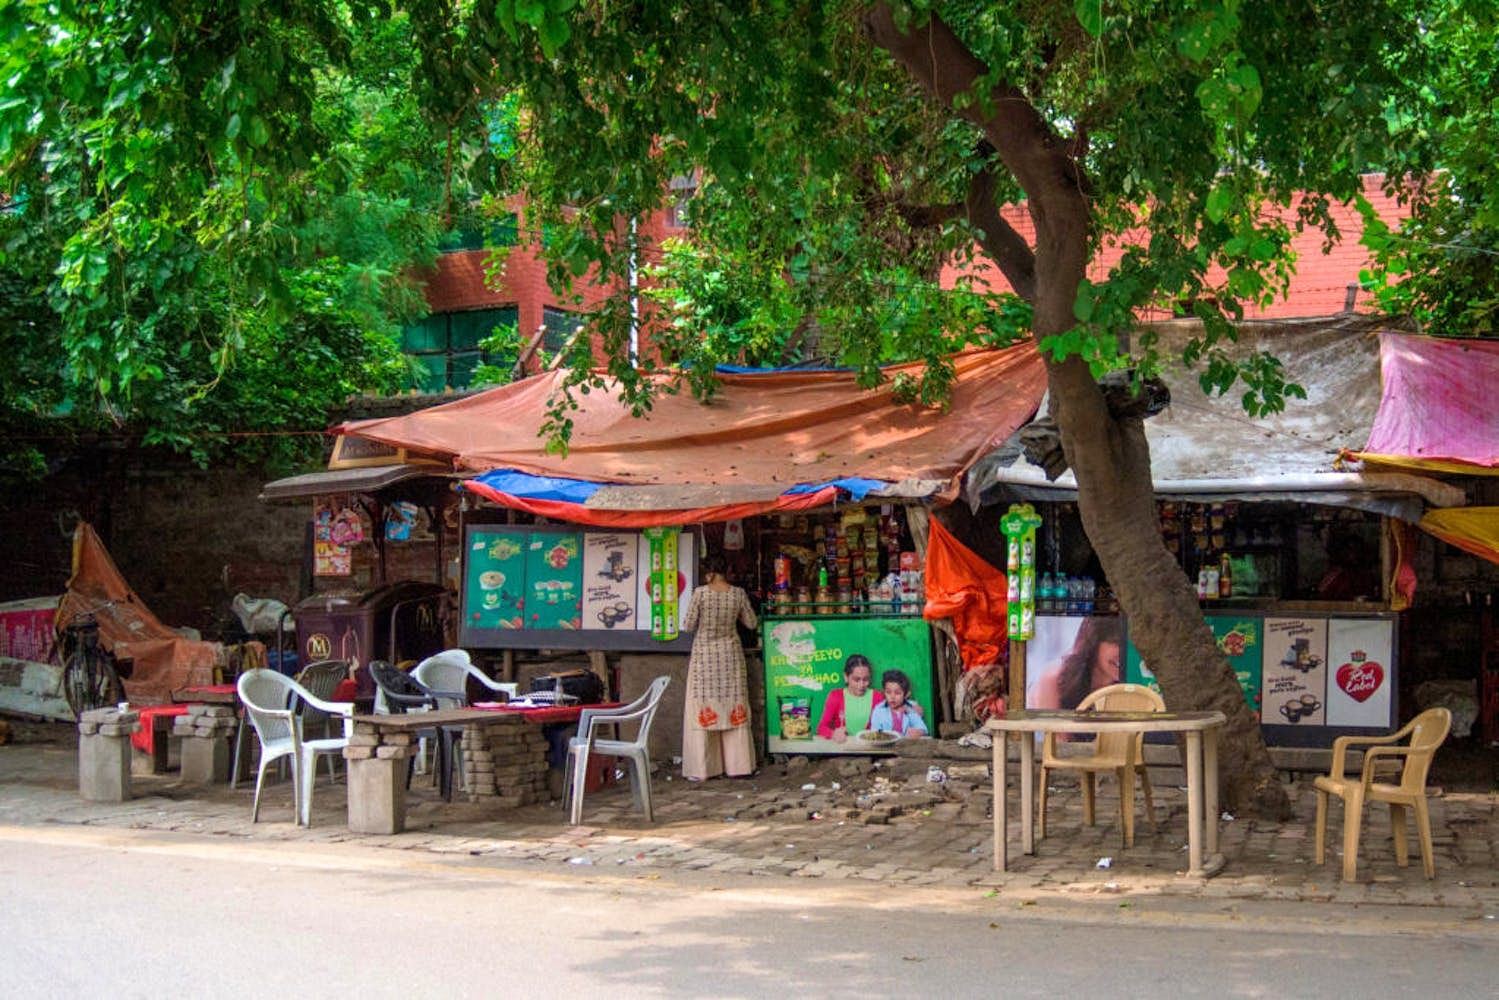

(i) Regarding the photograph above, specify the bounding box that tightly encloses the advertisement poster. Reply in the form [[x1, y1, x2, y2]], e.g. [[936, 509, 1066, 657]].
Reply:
[[0, 597, 58, 661], [582, 532, 637, 631], [525, 533, 583, 630], [1326, 618, 1395, 727], [1261, 617, 1329, 726], [1026, 615, 1127, 710], [634, 531, 695, 631], [764, 616, 934, 755], [312, 497, 358, 577], [465, 529, 528, 629], [1126, 615, 1263, 717]]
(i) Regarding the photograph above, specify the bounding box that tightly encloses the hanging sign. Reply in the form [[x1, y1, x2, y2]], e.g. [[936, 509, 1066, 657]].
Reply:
[[643, 527, 681, 641], [999, 503, 1042, 640]]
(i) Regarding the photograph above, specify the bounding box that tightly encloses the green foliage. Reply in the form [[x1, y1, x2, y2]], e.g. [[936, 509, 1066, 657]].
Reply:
[[0, 2, 470, 471], [1358, 2, 1499, 337], [2, 0, 1486, 466]]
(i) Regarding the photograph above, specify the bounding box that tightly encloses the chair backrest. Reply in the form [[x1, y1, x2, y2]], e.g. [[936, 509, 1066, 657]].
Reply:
[[237, 668, 299, 747], [1396, 707, 1452, 794], [591, 675, 671, 748], [1077, 683, 1166, 759], [412, 649, 477, 710], [369, 660, 435, 716], [294, 659, 351, 726]]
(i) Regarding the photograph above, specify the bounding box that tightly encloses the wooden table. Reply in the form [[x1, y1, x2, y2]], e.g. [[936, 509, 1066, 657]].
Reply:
[[984, 709, 1227, 877]]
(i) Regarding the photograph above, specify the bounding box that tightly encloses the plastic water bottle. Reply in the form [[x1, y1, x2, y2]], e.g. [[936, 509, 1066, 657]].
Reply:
[[1039, 572, 1055, 612], [1081, 576, 1096, 614]]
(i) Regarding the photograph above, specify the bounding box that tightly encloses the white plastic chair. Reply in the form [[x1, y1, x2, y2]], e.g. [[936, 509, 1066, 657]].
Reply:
[[565, 676, 670, 825], [236, 668, 353, 827], [412, 648, 519, 708]]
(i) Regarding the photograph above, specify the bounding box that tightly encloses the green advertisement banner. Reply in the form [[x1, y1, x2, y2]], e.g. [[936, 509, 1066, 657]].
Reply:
[[524, 532, 583, 631], [1126, 614, 1264, 719], [763, 616, 934, 754], [465, 529, 529, 630]]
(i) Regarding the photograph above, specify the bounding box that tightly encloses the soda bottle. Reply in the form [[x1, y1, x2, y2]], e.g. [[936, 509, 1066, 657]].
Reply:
[[1218, 552, 1233, 598]]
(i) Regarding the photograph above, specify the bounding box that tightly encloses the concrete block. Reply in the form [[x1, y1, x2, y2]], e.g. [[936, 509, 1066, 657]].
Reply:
[[347, 757, 407, 835], [374, 745, 412, 760], [79, 733, 132, 802], [343, 745, 375, 760], [180, 734, 231, 784]]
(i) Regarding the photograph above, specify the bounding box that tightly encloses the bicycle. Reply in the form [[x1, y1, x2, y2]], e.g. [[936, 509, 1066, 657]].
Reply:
[[58, 613, 124, 720]]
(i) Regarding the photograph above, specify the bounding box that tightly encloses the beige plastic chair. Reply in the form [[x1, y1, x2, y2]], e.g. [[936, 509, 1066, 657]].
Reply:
[[1038, 682, 1165, 847], [1314, 707, 1451, 882]]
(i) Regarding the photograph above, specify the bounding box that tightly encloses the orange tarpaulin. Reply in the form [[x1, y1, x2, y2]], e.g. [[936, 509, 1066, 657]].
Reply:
[[922, 517, 1008, 672], [55, 523, 220, 705], [334, 346, 1048, 504]]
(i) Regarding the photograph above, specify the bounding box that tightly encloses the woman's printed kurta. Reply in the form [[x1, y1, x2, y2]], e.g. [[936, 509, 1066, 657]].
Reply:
[[683, 585, 757, 731]]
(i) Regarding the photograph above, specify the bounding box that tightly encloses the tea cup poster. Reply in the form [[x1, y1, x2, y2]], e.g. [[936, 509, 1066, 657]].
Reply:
[[1261, 617, 1328, 726], [582, 532, 637, 630], [1326, 618, 1394, 727]]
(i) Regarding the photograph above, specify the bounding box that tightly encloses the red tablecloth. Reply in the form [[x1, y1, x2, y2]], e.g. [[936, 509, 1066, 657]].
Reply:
[[130, 704, 190, 755], [471, 702, 621, 725]]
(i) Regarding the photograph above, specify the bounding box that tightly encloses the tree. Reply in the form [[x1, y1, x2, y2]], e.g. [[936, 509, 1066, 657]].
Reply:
[[2, 1, 1469, 811], [481, 0, 1451, 814], [0, 3, 485, 472], [1357, 2, 1499, 338]]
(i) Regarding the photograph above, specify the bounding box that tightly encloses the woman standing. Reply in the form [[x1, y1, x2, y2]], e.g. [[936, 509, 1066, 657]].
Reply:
[[681, 555, 758, 780]]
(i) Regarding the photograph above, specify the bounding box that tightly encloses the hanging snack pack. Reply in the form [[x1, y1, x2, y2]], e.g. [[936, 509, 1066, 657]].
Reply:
[[1000, 503, 1043, 640], [643, 527, 680, 641]]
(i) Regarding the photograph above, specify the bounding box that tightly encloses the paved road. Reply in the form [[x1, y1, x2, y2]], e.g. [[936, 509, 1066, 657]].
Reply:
[[1, 825, 1493, 999]]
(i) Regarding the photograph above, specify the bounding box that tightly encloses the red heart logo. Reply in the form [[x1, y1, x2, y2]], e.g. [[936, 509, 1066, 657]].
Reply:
[[1336, 660, 1384, 702]]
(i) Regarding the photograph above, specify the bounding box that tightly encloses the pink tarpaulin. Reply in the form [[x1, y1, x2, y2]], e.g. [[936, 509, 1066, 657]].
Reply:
[[1350, 333, 1499, 474]]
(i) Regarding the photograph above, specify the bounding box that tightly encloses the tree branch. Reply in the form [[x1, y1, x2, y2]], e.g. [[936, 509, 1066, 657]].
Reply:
[[965, 159, 1036, 303], [861, 4, 1085, 205]]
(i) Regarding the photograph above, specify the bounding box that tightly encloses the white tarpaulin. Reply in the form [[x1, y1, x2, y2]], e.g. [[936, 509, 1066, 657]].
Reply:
[[968, 317, 1465, 519]]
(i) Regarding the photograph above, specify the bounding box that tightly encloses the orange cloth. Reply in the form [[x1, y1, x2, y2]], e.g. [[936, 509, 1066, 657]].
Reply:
[[922, 517, 1009, 671], [334, 346, 1048, 503], [55, 523, 220, 705]]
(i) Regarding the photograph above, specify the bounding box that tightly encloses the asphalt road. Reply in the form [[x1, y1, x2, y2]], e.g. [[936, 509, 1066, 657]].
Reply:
[[1, 825, 1493, 999]]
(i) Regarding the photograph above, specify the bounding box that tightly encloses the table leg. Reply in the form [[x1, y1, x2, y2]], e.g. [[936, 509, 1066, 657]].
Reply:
[[993, 731, 1008, 872], [1185, 730, 1203, 876], [1020, 731, 1035, 856], [1204, 726, 1220, 856]]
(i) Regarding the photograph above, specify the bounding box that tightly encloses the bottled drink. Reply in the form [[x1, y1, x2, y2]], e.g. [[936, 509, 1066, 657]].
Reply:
[[1081, 576, 1096, 614], [818, 563, 829, 589], [1218, 552, 1233, 598], [1039, 572, 1055, 612]]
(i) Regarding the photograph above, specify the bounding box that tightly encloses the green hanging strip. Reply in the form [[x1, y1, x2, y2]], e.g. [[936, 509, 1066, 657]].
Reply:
[[644, 527, 681, 641]]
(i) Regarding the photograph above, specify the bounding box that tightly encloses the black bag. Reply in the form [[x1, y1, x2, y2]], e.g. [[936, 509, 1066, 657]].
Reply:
[[531, 669, 605, 704]]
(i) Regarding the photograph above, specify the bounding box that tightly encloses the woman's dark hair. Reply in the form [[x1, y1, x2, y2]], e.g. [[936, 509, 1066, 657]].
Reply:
[[843, 653, 872, 677], [881, 669, 911, 694], [703, 554, 728, 579], [1055, 618, 1125, 711]]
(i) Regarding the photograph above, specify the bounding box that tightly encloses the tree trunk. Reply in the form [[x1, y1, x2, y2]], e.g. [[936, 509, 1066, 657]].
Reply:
[[864, 3, 1290, 817], [1045, 356, 1289, 817]]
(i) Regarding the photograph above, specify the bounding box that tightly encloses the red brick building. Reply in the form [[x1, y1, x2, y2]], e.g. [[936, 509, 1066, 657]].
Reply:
[[409, 174, 1405, 388]]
